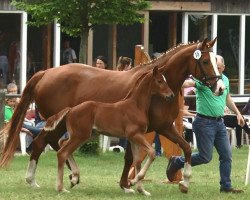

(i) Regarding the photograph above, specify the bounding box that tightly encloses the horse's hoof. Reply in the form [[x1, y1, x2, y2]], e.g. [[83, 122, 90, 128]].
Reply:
[[70, 181, 78, 188], [179, 181, 188, 193], [58, 188, 70, 193], [69, 174, 80, 187], [138, 189, 151, 196], [130, 178, 137, 186], [26, 178, 40, 188], [123, 187, 135, 194]]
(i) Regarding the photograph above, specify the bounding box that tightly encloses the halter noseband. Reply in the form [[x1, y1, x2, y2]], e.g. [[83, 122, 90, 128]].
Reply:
[[194, 48, 222, 89]]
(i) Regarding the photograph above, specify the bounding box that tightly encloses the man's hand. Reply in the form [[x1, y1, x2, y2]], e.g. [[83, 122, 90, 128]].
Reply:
[[236, 114, 245, 127]]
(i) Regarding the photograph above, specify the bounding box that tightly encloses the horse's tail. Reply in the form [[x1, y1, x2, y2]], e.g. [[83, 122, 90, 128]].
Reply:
[[0, 70, 45, 168], [44, 107, 71, 131]]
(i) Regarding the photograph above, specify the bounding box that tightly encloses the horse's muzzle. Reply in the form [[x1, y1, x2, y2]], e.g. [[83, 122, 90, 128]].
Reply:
[[165, 94, 175, 101]]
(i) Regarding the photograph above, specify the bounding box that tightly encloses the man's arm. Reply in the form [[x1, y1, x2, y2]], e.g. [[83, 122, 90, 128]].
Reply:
[[226, 94, 245, 126], [182, 79, 195, 88]]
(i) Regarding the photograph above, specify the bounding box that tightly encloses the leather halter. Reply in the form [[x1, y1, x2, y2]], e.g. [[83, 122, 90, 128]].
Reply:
[[195, 49, 222, 89]]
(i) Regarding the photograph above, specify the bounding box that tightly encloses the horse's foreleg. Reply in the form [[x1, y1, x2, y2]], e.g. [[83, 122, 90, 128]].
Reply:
[[160, 126, 192, 193], [119, 141, 134, 192], [129, 134, 156, 196]]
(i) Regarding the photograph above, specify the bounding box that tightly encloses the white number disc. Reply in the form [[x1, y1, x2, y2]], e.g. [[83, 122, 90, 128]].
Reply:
[[193, 50, 201, 60]]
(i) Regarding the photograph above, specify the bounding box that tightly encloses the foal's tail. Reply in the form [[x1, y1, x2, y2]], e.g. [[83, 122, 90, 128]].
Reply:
[[44, 108, 71, 131], [0, 71, 45, 168]]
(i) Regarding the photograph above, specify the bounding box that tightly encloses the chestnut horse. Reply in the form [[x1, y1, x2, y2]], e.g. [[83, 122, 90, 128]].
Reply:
[[44, 66, 174, 194], [0, 38, 223, 193]]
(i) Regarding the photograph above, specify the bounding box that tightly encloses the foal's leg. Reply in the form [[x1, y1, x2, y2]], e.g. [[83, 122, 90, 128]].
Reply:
[[57, 135, 85, 192], [130, 142, 150, 196], [159, 125, 192, 193], [129, 134, 156, 196], [59, 138, 80, 188]]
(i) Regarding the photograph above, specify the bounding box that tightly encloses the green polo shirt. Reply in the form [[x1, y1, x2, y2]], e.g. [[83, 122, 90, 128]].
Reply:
[[195, 74, 229, 117], [4, 105, 14, 123]]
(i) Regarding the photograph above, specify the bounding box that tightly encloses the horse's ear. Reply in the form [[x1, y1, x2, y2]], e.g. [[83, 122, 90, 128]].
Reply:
[[201, 38, 209, 49], [153, 66, 159, 76], [206, 37, 217, 48]]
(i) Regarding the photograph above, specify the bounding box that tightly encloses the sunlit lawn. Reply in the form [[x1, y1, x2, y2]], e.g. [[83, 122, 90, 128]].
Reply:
[[0, 146, 250, 200]]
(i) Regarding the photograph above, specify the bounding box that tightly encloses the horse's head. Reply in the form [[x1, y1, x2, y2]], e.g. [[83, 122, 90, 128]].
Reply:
[[189, 38, 225, 96], [151, 66, 174, 101]]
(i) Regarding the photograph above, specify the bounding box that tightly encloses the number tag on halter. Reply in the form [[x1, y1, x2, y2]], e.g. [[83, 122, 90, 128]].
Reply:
[[193, 50, 201, 60]]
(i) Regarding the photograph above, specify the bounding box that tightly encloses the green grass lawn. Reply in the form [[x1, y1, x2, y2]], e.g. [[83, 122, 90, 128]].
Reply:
[[0, 146, 250, 200]]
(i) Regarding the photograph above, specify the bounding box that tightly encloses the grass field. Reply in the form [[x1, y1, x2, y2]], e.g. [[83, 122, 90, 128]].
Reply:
[[0, 146, 250, 200]]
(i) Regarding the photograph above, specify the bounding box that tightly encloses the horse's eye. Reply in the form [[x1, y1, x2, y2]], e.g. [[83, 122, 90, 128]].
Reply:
[[203, 60, 209, 65]]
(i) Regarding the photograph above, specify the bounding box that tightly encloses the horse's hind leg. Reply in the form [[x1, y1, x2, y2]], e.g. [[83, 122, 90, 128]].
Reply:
[[26, 129, 48, 188], [119, 141, 134, 193]]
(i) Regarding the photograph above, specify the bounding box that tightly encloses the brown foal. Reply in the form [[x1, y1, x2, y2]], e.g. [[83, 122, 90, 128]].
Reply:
[[44, 66, 174, 194]]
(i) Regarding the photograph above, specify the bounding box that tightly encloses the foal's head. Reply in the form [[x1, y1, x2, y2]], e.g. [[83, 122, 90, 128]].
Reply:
[[151, 66, 174, 101]]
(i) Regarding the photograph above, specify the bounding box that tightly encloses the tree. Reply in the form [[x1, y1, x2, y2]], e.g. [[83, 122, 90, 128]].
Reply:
[[12, 0, 149, 63]]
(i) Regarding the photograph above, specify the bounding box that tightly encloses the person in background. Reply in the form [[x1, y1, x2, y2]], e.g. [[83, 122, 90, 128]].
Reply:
[[6, 82, 19, 108], [0, 45, 8, 86], [4, 97, 16, 123], [8, 37, 20, 83], [242, 98, 250, 115], [94, 56, 108, 69], [167, 55, 244, 193], [117, 56, 132, 71], [223, 106, 250, 148], [61, 40, 77, 64], [181, 103, 196, 145]]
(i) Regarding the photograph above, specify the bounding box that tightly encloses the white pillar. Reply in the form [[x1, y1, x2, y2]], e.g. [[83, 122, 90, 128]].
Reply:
[[239, 15, 245, 94], [53, 20, 61, 67], [211, 14, 218, 55], [87, 29, 93, 66], [143, 11, 149, 53], [20, 12, 27, 92], [182, 12, 188, 43]]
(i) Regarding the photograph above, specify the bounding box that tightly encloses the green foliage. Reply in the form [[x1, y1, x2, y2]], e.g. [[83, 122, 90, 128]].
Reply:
[[11, 0, 150, 37], [78, 139, 99, 155], [78, 129, 100, 155]]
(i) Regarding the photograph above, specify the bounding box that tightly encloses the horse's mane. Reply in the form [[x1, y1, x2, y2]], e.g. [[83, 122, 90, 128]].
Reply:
[[135, 41, 198, 70], [120, 41, 199, 101]]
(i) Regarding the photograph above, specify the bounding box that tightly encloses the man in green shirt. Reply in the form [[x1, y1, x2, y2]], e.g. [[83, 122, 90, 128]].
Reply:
[[166, 55, 244, 193]]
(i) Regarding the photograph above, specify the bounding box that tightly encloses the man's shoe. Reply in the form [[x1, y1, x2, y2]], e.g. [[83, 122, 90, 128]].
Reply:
[[166, 156, 179, 182], [220, 188, 244, 193]]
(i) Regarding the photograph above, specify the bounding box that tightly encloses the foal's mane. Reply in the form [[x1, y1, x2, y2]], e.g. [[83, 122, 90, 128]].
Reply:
[[121, 70, 151, 101]]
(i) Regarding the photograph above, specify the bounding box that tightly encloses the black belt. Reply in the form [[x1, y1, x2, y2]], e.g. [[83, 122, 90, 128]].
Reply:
[[197, 113, 222, 121]]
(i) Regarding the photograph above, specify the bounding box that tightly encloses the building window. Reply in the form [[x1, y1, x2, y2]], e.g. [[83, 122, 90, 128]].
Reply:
[[217, 15, 240, 94], [188, 15, 212, 41], [245, 16, 250, 94]]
